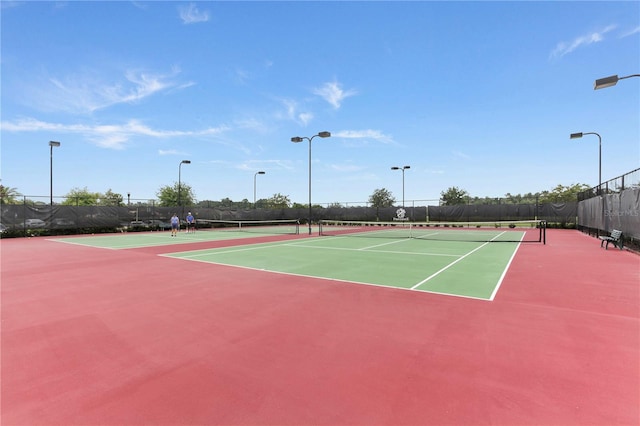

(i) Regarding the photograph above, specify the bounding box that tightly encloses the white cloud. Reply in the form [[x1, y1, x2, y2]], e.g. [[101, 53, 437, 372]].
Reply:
[[452, 150, 470, 160], [298, 112, 314, 126], [0, 1, 23, 10], [276, 98, 314, 126], [333, 129, 394, 144], [236, 159, 296, 171], [179, 3, 209, 24], [620, 26, 640, 38], [0, 117, 228, 150], [329, 163, 365, 172], [313, 81, 357, 109], [158, 149, 184, 156], [550, 25, 617, 59], [234, 68, 251, 85], [28, 67, 192, 114]]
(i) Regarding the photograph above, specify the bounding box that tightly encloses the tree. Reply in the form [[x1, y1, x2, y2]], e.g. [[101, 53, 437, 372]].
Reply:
[[440, 186, 469, 205], [0, 185, 20, 204], [102, 189, 124, 206], [61, 187, 102, 206], [368, 188, 395, 208], [369, 188, 395, 221], [219, 197, 234, 208], [265, 193, 291, 208], [157, 182, 195, 207], [538, 184, 590, 203]]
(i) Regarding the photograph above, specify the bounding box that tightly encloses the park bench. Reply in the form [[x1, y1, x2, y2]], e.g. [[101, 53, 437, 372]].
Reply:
[[599, 229, 623, 250]]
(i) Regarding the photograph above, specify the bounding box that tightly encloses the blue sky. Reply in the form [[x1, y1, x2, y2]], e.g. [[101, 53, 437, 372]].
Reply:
[[1, 1, 638, 205]]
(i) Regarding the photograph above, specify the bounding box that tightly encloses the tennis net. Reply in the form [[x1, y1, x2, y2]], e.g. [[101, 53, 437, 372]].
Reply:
[[318, 219, 546, 243], [197, 219, 300, 235]]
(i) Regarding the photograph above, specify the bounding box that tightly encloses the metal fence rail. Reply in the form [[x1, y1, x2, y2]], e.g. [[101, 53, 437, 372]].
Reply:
[[578, 168, 640, 201]]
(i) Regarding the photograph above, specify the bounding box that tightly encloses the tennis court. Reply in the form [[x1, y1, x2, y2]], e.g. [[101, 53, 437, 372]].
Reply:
[[2, 224, 638, 425], [163, 231, 526, 300], [55, 220, 543, 300], [50, 219, 301, 249]]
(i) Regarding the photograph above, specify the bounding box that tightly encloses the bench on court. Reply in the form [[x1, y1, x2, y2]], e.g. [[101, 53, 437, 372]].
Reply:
[[599, 229, 623, 250]]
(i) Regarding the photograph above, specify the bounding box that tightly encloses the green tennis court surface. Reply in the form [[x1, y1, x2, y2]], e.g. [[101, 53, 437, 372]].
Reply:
[[49, 228, 291, 249], [164, 234, 525, 300]]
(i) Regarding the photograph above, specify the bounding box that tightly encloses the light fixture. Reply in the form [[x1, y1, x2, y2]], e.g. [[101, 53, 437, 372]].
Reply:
[[49, 141, 61, 206], [594, 74, 640, 90], [291, 131, 331, 235]]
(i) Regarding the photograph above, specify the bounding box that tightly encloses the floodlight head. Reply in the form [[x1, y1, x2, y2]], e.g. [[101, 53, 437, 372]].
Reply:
[[391, 166, 400, 170], [181, 160, 191, 164], [49, 141, 61, 147], [257, 171, 265, 175], [318, 131, 331, 138], [291, 137, 304, 143], [594, 75, 619, 90], [403, 165, 411, 170], [570, 132, 584, 139]]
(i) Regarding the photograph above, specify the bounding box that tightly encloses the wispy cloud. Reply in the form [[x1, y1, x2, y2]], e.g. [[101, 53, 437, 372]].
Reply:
[[28, 67, 192, 114], [333, 129, 394, 144], [550, 25, 617, 59], [313, 81, 357, 109], [1, 117, 228, 149], [329, 163, 365, 173], [179, 3, 209, 24], [131, 2, 148, 10], [298, 112, 313, 126], [620, 26, 640, 38], [158, 149, 186, 156], [276, 98, 314, 126], [236, 159, 296, 171], [233, 68, 251, 85], [0, 1, 23, 10], [452, 150, 470, 160]]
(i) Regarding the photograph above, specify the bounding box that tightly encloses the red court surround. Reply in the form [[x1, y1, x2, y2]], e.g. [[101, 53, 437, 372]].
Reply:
[[1, 230, 638, 425]]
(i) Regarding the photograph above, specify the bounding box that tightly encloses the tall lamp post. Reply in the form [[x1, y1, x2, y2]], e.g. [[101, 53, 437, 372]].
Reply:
[[570, 132, 601, 195], [49, 141, 61, 206], [391, 165, 410, 208], [291, 131, 331, 235], [594, 73, 640, 90], [254, 171, 265, 208], [178, 160, 191, 214]]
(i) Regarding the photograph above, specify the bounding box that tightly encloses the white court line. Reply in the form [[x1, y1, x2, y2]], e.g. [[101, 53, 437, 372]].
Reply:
[[410, 231, 508, 290], [169, 241, 460, 259], [48, 238, 122, 250], [168, 241, 287, 258], [358, 238, 409, 250], [50, 234, 212, 250], [283, 243, 460, 257], [488, 233, 525, 301], [167, 252, 492, 301]]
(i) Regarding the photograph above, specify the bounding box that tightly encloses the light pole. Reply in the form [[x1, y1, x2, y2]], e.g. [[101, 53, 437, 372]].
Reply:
[[49, 141, 61, 206], [178, 160, 191, 214], [594, 73, 640, 90], [291, 131, 331, 235], [391, 165, 410, 208], [570, 132, 601, 195], [254, 171, 265, 208]]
